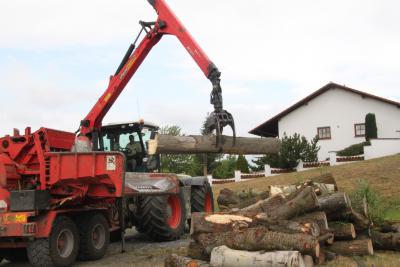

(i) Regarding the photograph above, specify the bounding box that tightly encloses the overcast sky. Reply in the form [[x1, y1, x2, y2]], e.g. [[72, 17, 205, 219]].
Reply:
[[1, 0, 399, 137]]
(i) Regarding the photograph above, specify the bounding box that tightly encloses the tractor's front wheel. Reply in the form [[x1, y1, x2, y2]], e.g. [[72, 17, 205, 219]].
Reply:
[[27, 216, 79, 267], [136, 189, 186, 241], [191, 182, 214, 213]]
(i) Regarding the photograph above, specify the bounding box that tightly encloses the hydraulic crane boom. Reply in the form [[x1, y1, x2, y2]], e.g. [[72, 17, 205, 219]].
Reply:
[[79, 0, 235, 147]]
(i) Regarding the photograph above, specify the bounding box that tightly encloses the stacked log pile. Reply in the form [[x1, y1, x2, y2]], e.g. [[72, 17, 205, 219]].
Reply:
[[165, 174, 399, 267]]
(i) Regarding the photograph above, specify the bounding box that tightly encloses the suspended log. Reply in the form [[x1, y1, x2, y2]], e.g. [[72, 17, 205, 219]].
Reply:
[[293, 211, 329, 234], [191, 213, 320, 237], [164, 254, 210, 267], [318, 192, 351, 219], [329, 222, 356, 240], [217, 188, 268, 211], [210, 246, 307, 267], [309, 173, 338, 191], [240, 194, 286, 214], [148, 134, 280, 155], [195, 226, 320, 258], [326, 239, 374, 256], [371, 230, 400, 251]]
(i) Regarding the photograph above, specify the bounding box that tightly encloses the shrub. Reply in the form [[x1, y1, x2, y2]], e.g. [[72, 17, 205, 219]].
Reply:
[[337, 141, 370, 156], [365, 113, 377, 141], [236, 154, 249, 173]]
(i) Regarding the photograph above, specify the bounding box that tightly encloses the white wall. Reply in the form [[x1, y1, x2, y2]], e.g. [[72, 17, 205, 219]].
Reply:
[[278, 87, 400, 160], [364, 139, 400, 160]]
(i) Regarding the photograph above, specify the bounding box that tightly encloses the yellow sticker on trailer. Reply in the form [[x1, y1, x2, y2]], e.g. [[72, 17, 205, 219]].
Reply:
[[3, 214, 27, 224]]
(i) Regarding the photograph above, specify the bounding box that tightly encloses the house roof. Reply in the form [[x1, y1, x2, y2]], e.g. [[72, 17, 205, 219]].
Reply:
[[249, 82, 400, 137]]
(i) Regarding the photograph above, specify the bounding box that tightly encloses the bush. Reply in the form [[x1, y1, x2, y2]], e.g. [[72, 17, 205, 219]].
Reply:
[[365, 113, 377, 141], [236, 155, 249, 173], [212, 155, 237, 179], [349, 179, 384, 225], [337, 141, 370, 156]]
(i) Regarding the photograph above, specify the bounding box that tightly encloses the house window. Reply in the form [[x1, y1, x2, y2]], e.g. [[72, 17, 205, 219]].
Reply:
[[354, 123, 366, 137], [317, 127, 331, 139]]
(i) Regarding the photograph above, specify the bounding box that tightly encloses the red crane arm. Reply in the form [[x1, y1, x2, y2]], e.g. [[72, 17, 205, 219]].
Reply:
[[80, 0, 234, 145]]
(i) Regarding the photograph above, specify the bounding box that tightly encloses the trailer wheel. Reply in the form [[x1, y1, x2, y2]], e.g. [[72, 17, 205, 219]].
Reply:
[[27, 216, 79, 267], [136, 189, 186, 241], [191, 182, 214, 213], [78, 213, 110, 261]]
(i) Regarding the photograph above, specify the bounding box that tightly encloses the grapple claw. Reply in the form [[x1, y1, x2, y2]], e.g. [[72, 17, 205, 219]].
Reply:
[[205, 109, 236, 147]]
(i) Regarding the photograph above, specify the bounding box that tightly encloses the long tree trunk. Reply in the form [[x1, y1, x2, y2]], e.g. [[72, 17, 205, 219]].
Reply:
[[240, 194, 286, 214], [191, 212, 320, 237], [318, 192, 351, 219], [329, 222, 356, 240], [165, 254, 210, 267], [309, 173, 338, 191], [210, 246, 307, 267], [194, 226, 320, 258], [293, 211, 329, 234], [217, 188, 268, 211], [148, 134, 280, 155], [327, 239, 374, 256], [371, 230, 400, 251]]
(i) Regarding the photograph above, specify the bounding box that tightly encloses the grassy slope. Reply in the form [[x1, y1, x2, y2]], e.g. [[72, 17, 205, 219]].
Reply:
[[212, 155, 400, 267]]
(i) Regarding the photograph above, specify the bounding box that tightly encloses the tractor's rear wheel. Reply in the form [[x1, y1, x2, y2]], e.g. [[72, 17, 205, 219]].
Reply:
[[136, 189, 186, 241], [27, 216, 79, 267], [78, 213, 110, 261], [191, 182, 214, 213]]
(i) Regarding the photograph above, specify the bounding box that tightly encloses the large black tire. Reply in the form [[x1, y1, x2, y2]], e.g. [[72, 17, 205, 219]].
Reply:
[[191, 182, 214, 213], [136, 189, 186, 241], [78, 213, 110, 261], [27, 216, 79, 267]]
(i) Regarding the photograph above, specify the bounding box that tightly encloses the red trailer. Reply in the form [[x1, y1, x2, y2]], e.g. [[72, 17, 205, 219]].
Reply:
[[0, 0, 235, 266]]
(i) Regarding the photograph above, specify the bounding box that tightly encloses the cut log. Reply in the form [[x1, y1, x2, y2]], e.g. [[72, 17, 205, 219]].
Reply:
[[318, 192, 351, 219], [371, 230, 400, 251], [293, 211, 329, 233], [187, 241, 209, 261], [318, 232, 334, 245], [309, 173, 338, 191], [303, 255, 314, 267], [380, 222, 400, 233], [240, 194, 286, 214], [329, 222, 356, 240], [195, 226, 320, 258], [210, 246, 307, 267], [350, 210, 372, 231], [266, 186, 320, 220], [164, 254, 210, 267], [217, 188, 268, 211], [269, 182, 335, 197], [191, 213, 320, 237], [326, 239, 374, 256], [148, 134, 280, 155]]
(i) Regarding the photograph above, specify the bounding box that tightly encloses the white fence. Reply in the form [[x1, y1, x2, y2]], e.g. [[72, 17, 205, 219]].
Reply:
[[208, 152, 364, 186]]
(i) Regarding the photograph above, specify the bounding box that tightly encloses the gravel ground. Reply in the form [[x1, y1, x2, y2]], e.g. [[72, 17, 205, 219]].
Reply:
[[1, 229, 190, 267]]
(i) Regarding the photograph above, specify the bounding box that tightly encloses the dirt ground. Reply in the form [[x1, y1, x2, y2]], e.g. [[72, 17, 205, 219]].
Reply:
[[1, 229, 190, 267]]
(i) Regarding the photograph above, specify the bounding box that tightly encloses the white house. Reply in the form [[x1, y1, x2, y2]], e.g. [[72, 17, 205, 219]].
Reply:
[[249, 82, 400, 161]]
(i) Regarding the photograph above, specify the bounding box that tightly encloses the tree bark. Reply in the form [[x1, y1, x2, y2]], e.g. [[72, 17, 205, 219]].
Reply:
[[191, 213, 320, 237], [217, 188, 268, 211], [195, 226, 320, 258], [329, 222, 356, 240], [240, 194, 286, 214], [309, 173, 338, 191], [164, 254, 210, 267], [303, 255, 314, 267], [187, 241, 210, 261], [148, 134, 280, 155], [318, 192, 351, 219], [318, 232, 334, 245], [326, 239, 374, 256], [293, 211, 329, 234], [210, 246, 307, 267], [350, 210, 372, 231], [371, 230, 400, 251]]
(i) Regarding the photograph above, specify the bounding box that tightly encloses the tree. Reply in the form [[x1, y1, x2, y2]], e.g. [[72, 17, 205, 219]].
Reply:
[[159, 125, 201, 176], [236, 154, 249, 173], [212, 155, 237, 179], [252, 133, 320, 170], [365, 113, 377, 141]]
